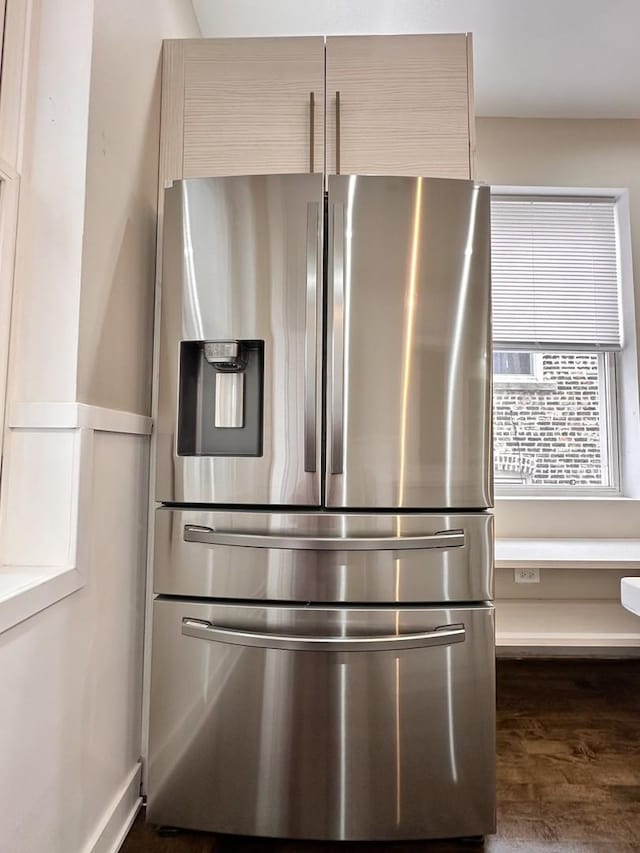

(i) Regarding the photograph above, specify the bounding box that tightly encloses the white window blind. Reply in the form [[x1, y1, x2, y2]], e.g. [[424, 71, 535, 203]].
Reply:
[[491, 196, 622, 350]]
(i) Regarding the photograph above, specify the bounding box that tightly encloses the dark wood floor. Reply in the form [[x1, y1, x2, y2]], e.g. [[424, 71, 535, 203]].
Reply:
[[123, 660, 640, 853]]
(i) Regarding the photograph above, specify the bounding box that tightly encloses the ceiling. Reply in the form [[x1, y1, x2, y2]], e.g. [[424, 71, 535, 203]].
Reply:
[[192, 0, 640, 118]]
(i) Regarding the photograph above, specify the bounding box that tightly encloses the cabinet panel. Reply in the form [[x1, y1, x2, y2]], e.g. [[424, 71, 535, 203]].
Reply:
[[326, 35, 472, 178], [171, 38, 324, 179]]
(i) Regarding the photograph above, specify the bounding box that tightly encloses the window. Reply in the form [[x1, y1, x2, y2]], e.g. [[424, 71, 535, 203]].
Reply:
[[491, 194, 623, 494], [493, 351, 543, 383]]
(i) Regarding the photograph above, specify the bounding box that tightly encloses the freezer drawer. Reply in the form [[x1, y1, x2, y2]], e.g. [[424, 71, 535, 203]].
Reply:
[[154, 509, 493, 602], [147, 600, 495, 840]]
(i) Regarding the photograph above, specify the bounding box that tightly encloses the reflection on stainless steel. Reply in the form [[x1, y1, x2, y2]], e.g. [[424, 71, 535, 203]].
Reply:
[[148, 600, 495, 841], [149, 173, 495, 842], [158, 174, 491, 510], [326, 176, 492, 509], [182, 183, 204, 341], [157, 175, 324, 505], [155, 509, 493, 602], [398, 176, 423, 506], [446, 642, 459, 784], [181, 617, 466, 651], [304, 201, 320, 472], [445, 183, 481, 507], [213, 372, 243, 428], [331, 201, 345, 475], [342, 176, 357, 500], [395, 655, 401, 825], [183, 524, 466, 551]]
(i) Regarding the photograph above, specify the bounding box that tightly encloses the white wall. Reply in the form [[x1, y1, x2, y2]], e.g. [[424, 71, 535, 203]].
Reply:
[[476, 118, 640, 612], [77, 0, 201, 413], [0, 432, 148, 852], [0, 2, 200, 853]]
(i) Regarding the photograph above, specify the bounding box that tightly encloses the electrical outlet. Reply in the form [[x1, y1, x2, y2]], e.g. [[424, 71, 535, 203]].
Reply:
[[514, 567, 541, 584]]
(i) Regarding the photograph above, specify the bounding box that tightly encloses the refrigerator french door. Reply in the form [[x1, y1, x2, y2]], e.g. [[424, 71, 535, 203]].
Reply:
[[149, 173, 495, 842], [155, 174, 492, 509]]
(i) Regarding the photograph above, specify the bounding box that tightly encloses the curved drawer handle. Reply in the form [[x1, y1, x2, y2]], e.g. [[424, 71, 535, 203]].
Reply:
[[184, 525, 464, 551], [182, 618, 466, 652]]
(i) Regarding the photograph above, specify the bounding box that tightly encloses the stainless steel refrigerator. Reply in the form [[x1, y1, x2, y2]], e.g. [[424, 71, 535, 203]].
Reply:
[[147, 174, 495, 841]]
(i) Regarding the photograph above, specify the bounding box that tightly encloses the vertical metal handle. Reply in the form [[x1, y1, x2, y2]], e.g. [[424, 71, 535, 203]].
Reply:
[[331, 202, 345, 474], [335, 91, 341, 174], [304, 201, 320, 472], [309, 92, 314, 173]]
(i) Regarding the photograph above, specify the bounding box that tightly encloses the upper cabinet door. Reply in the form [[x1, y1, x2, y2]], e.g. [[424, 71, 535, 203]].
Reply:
[[325, 35, 474, 178], [162, 38, 325, 181]]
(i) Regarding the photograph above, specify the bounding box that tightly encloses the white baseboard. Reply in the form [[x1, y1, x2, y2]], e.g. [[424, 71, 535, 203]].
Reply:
[[82, 763, 142, 853]]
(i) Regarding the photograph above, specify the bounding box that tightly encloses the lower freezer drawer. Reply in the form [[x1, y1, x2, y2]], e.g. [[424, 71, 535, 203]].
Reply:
[[147, 599, 495, 841]]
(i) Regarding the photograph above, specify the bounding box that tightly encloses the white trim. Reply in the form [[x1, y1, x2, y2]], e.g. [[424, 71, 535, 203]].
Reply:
[[0, 566, 82, 634], [614, 190, 640, 498], [9, 401, 152, 434], [496, 537, 640, 570], [0, 0, 34, 171], [0, 404, 151, 635], [81, 763, 142, 853], [491, 184, 629, 198], [0, 162, 20, 458]]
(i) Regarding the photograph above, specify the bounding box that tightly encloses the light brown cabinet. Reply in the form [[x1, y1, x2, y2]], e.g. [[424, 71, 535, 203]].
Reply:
[[160, 34, 475, 184], [161, 37, 325, 182], [326, 35, 473, 178]]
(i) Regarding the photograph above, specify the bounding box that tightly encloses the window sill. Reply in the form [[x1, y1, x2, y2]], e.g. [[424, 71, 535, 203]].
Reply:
[[494, 380, 556, 392], [496, 494, 634, 501], [495, 537, 640, 570], [0, 566, 84, 634]]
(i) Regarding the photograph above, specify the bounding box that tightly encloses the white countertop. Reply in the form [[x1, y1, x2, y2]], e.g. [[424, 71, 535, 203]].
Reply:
[[621, 577, 640, 616], [496, 538, 640, 570]]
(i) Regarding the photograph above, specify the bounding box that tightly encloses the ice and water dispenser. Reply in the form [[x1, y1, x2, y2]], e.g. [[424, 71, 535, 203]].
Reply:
[[177, 340, 264, 457]]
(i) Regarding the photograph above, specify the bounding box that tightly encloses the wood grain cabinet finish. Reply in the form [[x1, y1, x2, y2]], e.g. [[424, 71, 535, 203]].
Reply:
[[326, 34, 474, 178], [160, 34, 475, 183], [162, 37, 325, 181]]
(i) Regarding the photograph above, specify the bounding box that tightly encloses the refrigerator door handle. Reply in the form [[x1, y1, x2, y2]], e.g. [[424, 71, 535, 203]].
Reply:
[[331, 202, 345, 474], [304, 201, 320, 473], [181, 618, 466, 652], [184, 524, 465, 551]]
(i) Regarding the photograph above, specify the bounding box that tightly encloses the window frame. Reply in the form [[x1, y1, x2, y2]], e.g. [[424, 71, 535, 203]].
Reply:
[[493, 350, 543, 384], [0, 160, 20, 471], [491, 185, 629, 499]]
